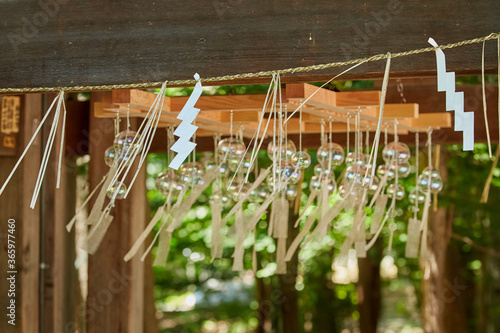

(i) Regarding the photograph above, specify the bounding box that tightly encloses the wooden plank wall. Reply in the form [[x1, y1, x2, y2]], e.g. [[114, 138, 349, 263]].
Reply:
[[39, 93, 79, 333], [87, 92, 157, 333], [0, 0, 499, 89], [0, 94, 42, 332]]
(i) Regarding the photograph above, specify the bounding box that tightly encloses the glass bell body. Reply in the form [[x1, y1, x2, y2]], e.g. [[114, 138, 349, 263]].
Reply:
[[267, 139, 296, 161], [317, 142, 345, 167], [386, 183, 405, 200], [107, 181, 127, 200], [218, 138, 246, 161], [291, 151, 311, 169], [382, 142, 410, 164], [156, 171, 184, 196], [417, 167, 443, 193], [113, 130, 143, 162]]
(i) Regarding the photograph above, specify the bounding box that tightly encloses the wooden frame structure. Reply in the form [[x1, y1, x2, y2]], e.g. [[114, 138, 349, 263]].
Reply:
[[0, 0, 499, 331], [0, 1, 499, 89], [94, 83, 452, 142]]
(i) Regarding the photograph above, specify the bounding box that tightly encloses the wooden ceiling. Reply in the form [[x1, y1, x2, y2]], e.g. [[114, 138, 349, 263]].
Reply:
[[94, 83, 451, 141]]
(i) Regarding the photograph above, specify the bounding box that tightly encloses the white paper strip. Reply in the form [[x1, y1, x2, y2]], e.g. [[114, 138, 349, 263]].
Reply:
[[169, 73, 203, 169], [429, 38, 474, 151], [405, 218, 422, 258], [86, 166, 117, 226], [369, 194, 388, 234], [124, 197, 175, 262], [168, 169, 217, 232], [354, 204, 367, 258], [222, 166, 271, 224], [82, 211, 114, 255], [232, 207, 245, 271], [285, 209, 319, 262], [153, 228, 172, 267], [275, 238, 287, 275], [66, 172, 108, 232]]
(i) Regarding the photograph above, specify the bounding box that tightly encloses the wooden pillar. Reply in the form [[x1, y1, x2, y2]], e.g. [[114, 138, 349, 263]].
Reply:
[[357, 249, 382, 333], [0, 94, 42, 332], [37, 92, 79, 333], [278, 198, 300, 333], [86, 92, 150, 333], [422, 148, 453, 333]]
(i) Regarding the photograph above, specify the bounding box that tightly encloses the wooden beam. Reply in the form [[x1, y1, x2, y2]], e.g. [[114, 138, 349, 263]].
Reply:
[[1, 1, 498, 89]]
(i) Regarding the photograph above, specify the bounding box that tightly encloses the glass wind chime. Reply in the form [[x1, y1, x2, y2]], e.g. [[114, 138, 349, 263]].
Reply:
[[87, 75, 446, 272]]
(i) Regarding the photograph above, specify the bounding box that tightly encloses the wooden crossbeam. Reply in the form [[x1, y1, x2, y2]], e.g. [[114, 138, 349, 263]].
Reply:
[[95, 83, 452, 140]]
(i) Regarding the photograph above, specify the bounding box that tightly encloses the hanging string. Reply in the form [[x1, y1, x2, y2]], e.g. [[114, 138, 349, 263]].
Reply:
[[328, 118, 333, 144], [0, 94, 60, 196], [481, 36, 500, 203], [272, 77, 278, 192], [384, 126, 388, 146], [229, 110, 234, 139], [284, 105, 288, 139], [359, 127, 363, 156], [346, 114, 350, 153], [284, 60, 371, 123], [387, 120, 399, 251], [277, 73, 284, 191], [367, 54, 391, 185], [320, 119, 326, 146], [365, 129, 369, 154], [482, 41, 493, 158], [114, 110, 120, 136], [299, 101, 303, 152], [126, 104, 131, 131], [354, 112, 359, 155], [414, 132, 420, 220], [31, 91, 65, 208], [56, 100, 67, 189]]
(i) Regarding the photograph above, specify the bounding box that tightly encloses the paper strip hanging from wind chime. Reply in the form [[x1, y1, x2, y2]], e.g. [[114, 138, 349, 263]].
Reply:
[[169, 73, 203, 169], [428, 38, 474, 151]]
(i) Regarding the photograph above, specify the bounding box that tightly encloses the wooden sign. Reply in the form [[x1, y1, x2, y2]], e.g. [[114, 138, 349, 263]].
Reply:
[[0, 97, 21, 156]]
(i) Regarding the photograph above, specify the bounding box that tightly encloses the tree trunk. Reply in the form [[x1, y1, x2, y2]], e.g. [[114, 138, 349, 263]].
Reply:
[[256, 253, 272, 333], [357, 253, 382, 333], [278, 197, 300, 333], [311, 249, 338, 333], [422, 148, 455, 333], [442, 239, 469, 333]]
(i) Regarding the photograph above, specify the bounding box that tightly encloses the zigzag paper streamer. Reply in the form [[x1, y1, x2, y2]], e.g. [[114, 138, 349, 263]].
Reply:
[[169, 73, 203, 169], [429, 38, 474, 151]]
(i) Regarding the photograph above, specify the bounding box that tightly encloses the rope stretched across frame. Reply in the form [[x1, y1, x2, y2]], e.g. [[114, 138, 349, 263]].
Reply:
[[0, 32, 498, 94]]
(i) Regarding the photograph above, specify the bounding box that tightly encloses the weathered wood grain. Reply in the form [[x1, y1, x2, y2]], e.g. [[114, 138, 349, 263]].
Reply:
[[0, 94, 42, 333], [0, 0, 498, 89]]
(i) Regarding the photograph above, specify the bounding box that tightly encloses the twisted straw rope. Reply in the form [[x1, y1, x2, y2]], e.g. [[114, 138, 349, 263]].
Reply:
[[1, 32, 498, 94]]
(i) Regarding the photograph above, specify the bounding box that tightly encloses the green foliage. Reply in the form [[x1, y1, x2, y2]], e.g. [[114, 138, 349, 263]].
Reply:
[[143, 78, 500, 331]]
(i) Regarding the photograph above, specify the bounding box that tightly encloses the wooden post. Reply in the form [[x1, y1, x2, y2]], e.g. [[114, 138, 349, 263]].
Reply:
[[421, 148, 453, 333], [37, 92, 79, 333], [278, 196, 301, 333], [86, 92, 151, 333], [0, 94, 42, 332], [357, 249, 382, 333]]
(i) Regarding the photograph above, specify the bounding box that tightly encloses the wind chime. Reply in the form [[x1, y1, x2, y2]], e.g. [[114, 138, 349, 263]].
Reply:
[[2, 35, 487, 277]]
